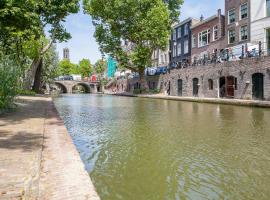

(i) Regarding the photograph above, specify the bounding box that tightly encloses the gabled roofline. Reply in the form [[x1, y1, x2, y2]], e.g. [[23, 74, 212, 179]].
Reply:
[[172, 17, 200, 28]]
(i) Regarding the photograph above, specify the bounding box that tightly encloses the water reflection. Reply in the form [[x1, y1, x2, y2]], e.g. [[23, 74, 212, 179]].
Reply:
[[54, 94, 270, 200]]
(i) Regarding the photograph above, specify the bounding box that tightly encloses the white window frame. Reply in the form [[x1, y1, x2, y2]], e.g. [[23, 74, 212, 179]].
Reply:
[[184, 40, 189, 54], [213, 25, 218, 41], [198, 29, 210, 47], [184, 24, 189, 35], [228, 8, 236, 24], [177, 27, 181, 38], [239, 25, 248, 41], [228, 30, 236, 44], [173, 30, 176, 40], [177, 43, 182, 56], [192, 34, 196, 48], [173, 43, 177, 57], [267, 0, 270, 17], [240, 3, 248, 20]]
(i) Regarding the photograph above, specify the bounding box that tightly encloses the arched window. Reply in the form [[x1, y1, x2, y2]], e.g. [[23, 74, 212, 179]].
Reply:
[[208, 79, 213, 90]]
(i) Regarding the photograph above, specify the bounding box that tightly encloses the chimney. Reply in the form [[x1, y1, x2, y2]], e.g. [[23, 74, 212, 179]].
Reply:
[[200, 15, 204, 22]]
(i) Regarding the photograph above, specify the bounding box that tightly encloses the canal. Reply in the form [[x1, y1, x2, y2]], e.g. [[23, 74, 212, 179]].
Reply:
[[54, 94, 270, 200]]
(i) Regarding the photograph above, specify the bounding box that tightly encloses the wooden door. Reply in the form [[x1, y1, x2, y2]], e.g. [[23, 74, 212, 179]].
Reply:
[[226, 76, 235, 97]]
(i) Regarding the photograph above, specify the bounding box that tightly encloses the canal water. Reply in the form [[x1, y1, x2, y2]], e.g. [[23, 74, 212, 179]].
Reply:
[[54, 94, 270, 200]]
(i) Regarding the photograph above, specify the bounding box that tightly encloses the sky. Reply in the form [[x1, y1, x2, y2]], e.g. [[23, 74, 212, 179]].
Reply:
[[56, 0, 225, 64]]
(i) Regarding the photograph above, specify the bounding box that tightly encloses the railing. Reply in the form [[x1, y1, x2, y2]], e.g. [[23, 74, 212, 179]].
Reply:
[[169, 41, 270, 69]]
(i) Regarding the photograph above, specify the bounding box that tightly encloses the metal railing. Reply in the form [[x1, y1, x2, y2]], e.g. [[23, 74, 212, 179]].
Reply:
[[169, 41, 270, 70]]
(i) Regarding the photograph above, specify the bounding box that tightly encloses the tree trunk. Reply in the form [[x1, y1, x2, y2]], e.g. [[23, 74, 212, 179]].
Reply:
[[24, 40, 53, 91], [32, 58, 43, 93], [139, 69, 149, 92]]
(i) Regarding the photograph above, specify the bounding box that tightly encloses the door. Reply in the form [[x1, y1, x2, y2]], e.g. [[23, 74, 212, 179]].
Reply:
[[178, 79, 183, 96], [252, 73, 264, 100], [226, 76, 235, 97], [193, 78, 199, 97]]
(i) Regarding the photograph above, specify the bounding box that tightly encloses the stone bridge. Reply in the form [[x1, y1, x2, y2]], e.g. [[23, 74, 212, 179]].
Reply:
[[53, 80, 101, 94]]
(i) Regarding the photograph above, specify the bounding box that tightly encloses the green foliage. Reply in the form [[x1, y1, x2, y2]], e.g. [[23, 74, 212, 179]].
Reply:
[[57, 59, 77, 75], [84, 0, 183, 80], [42, 45, 59, 83], [149, 89, 160, 94], [17, 90, 36, 96], [79, 59, 93, 77], [95, 59, 106, 75], [0, 55, 20, 111]]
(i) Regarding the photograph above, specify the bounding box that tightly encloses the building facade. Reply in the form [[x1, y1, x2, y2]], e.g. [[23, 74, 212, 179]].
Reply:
[[151, 48, 170, 68], [191, 9, 226, 62], [225, 0, 251, 56], [63, 48, 70, 60], [170, 18, 200, 68], [250, 0, 270, 53]]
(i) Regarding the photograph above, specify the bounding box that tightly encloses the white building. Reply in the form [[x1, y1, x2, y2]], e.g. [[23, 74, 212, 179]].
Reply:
[[151, 47, 169, 68], [250, 0, 270, 53]]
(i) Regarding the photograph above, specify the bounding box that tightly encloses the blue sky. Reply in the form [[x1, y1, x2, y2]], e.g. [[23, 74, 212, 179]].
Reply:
[[56, 0, 224, 64]]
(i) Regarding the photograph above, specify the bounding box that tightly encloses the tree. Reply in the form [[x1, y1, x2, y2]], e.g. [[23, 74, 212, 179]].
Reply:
[[95, 59, 106, 75], [83, 0, 183, 90], [0, 0, 80, 92], [57, 60, 77, 76], [78, 59, 93, 77]]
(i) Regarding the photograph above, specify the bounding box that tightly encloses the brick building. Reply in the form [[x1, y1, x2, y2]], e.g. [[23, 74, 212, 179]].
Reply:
[[191, 9, 226, 62], [225, 0, 251, 56]]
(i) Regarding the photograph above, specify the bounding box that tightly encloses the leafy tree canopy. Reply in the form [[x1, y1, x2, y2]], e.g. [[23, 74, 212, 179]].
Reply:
[[78, 59, 93, 77], [94, 59, 107, 75], [83, 0, 183, 88]]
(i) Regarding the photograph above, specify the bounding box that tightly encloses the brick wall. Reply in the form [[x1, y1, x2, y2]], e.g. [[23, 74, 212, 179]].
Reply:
[[114, 56, 270, 101]]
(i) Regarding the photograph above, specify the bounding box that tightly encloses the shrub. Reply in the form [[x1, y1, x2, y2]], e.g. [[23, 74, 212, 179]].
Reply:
[[17, 90, 36, 96], [0, 56, 20, 111]]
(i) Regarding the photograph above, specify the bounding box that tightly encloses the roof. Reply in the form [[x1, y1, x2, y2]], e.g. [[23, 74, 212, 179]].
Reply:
[[191, 14, 224, 29], [172, 17, 199, 29]]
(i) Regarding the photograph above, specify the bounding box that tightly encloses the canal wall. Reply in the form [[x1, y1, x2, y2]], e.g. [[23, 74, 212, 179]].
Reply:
[[112, 56, 270, 101]]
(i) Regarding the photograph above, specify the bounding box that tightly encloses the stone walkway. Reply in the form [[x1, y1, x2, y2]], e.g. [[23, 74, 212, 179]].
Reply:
[[108, 92, 270, 108], [0, 96, 100, 200]]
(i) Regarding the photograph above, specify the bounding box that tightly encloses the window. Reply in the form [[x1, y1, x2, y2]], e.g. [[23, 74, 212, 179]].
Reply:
[[177, 27, 181, 38], [177, 43, 182, 56], [267, 28, 270, 53], [208, 79, 213, 90], [198, 30, 210, 47], [173, 43, 177, 57], [228, 9, 236, 24], [173, 29, 176, 40], [161, 55, 164, 63], [192, 35, 196, 48], [267, 0, 270, 17], [213, 25, 218, 41], [240, 3, 248, 19], [164, 54, 167, 63], [240, 25, 248, 41], [228, 30, 236, 44], [184, 40, 189, 54], [184, 24, 189, 35]]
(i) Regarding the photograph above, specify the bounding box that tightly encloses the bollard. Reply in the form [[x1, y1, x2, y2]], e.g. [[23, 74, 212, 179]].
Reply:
[[242, 45, 245, 58]]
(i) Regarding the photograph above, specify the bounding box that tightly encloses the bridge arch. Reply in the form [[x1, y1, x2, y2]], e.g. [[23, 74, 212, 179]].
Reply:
[[54, 82, 68, 93], [72, 82, 91, 93]]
